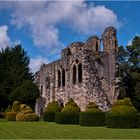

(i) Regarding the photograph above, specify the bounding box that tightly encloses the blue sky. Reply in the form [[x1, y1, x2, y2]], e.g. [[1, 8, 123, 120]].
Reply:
[[0, 1, 140, 72]]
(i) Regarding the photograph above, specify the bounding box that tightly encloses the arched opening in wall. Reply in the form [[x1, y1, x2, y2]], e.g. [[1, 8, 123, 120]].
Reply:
[[58, 70, 61, 87], [78, 63, 82, 83], [40, 85, 43, 95], [62, 69, 65, 87], [73, 65, 76, 84], [57, 99, 64, 107], [96, 41, 98, 51], [115, 40, 117, 49], [100, 40, 103, 52]]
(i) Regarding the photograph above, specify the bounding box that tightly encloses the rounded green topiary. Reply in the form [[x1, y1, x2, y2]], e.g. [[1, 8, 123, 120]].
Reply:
[[85, 102, 101, 112], [106, 98, 138, 128], [110, 98, 137, 116], [45, 101, 63, 112], [43, 101, 62, 122], [113, 98, 133, 106], [61, 99, 80, 113], [62, 105, 80, 113]]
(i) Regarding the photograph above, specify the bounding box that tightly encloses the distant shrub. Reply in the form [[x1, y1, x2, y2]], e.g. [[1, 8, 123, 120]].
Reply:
[[16, 104, 39, 122], [55, 112, 79, 124], [106, 98, 138, 128]]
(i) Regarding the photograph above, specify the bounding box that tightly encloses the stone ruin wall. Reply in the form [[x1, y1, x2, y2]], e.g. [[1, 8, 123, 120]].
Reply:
[[35, 26, 120, 115]]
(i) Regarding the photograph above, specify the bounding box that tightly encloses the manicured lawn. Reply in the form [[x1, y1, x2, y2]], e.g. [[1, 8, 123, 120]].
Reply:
[[0, 119, 140, 139]]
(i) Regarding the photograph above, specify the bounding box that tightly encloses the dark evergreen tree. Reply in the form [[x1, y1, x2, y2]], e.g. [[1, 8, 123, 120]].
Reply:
[[0, 44, 35, 110], [10, 80, 39, 110]]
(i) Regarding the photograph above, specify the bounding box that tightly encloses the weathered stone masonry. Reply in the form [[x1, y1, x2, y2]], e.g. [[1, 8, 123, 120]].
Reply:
[[35, 27, 120, 115]]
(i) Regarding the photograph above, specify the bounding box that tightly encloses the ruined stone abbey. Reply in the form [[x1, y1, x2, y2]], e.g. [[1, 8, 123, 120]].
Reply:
[[35, 27, 120, 115]]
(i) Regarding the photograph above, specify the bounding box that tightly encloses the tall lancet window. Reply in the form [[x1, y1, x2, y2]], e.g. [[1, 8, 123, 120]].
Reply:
[[62, 69, 65, 86], [78, 63, 82, 83], [73, 65, 76, 84], [58, 70, 61, 87]]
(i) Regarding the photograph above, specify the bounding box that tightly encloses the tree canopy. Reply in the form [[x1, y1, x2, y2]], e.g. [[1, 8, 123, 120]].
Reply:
[[0, 44, 39, 110], [118, 36, 140, 110]]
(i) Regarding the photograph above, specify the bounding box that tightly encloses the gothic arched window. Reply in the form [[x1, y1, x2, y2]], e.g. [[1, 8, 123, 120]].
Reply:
[[73, 65, 76, 84], [96, 41, 98, 51], [78, 63, 82, 83], [58, 70, 61, 87], [62, 69, 65, 86]]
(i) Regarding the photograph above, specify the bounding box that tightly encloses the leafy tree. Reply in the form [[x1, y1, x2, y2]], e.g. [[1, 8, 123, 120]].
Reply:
[[118, 36, 140, 110], [10, 80, 39, 109], [0, 44, 34, 109]]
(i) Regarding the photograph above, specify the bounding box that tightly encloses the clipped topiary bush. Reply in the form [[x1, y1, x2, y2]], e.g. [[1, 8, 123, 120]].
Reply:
[[11, 101, 21, 112], [16, 104, 39, 121], [85, 102, 101, 113], [5, 101, 21, 121], [6, 112, 18, 121], [43, 101, 63, 122], [106, 98, 139, 128], [55, 98, 80, 124], [79, 102, 105, 126], [61, 98, 80, 113], [4, 105, 11, 118], [45, 101, 63, 112], [55, 112, 79, 124]]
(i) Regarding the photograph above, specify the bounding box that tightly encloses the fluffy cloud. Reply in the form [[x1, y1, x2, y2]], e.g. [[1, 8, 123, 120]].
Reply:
[[0, 25, 11, 50], [29, 56, 49, 73], [10, 1, 121, 52]]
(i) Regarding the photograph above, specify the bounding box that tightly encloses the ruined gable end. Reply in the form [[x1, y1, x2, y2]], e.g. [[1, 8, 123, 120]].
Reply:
[[35, 26, 119, 115]]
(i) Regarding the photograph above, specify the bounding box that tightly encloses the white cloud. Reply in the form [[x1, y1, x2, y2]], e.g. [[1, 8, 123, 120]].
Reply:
[[29, 56, 49, 73], [0, 25, 11, 50], [10, 1, 121, 53], [127, 39, 132, 46]]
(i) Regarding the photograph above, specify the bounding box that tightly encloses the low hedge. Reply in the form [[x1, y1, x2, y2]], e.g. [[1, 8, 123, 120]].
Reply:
[[43, 112, 55, 122], [136, 113, 140, 127], [106, 113, 139, 128], [79, 112, 105, 126], [6, 112, 18, 121], [55, 112, 79, 124]]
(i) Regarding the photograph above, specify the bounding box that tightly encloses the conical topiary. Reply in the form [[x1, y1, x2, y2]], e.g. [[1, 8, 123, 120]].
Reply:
[[62, 98, 80, 113], [85, 102, 101, 112]]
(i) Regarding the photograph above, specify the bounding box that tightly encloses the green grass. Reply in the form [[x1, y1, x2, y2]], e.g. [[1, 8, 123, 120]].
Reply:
[[0, 119, 140, 139]]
